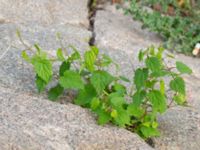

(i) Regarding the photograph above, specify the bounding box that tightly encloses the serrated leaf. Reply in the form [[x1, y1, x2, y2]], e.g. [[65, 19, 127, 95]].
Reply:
[[90, 71, 114, 94], [57, 48, 65, 61], [127, 104, 145, 118], [134, 68, 148, 90], [111, 109, 118, 118], [145, 57, 162, 72], [68, 46, 81, 62], [176, 61, 192, 74], [173, 93, 186, 105], [59, 61, 70, 76], [90, 97, 100, 110], [140, 126, 160, 138], [132, 90, 146, 106], [35, 75, 47, 93], [97, 109, 111, 125], [113, 83, 127, 95], [31, 56, 52, 83], [110, 97, 126, 108], [170, 77, 185, 95], [114, 109, 130, 127], [48, 84, 64, 101], [59, 70, 84, 90], [84, 47, 99, 72], [148, 90, 167, 113], [75, 84, 97, 106]]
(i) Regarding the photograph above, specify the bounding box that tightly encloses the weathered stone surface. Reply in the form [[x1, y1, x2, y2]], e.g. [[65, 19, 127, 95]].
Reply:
[[0, 86, 153, 150], [0, 0, 89, 28], [0, 23, 91, 92], [94, 5, 162, 53], [154, 106, 200, 150]]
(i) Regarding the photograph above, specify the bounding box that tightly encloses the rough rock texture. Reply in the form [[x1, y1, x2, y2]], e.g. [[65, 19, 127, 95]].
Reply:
[[0, 0, 89, 27], [94, 5, 200, 150], [0, 23, 91, 93], [154, 106, 200, 150], [0, 86, 153, 150]]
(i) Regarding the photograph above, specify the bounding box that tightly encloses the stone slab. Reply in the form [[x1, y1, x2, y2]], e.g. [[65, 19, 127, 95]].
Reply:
[[0, 86, 153, 150], [154, 106, 200, 150], [0, 0, 89, 28]]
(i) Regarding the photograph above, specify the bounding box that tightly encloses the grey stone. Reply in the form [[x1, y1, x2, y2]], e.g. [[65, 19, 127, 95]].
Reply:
[[0, 86, 153, 150], [0, 23, 91, 92], [0, 0, 89, 28], [94, 5, 162, 54], [154, 106, 200, 150]]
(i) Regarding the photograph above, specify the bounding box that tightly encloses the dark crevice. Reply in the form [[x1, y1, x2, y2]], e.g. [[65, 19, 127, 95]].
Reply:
[[88, 0, 97, 46], [146, 138, 155, 148], [88, 0, 106, 46]]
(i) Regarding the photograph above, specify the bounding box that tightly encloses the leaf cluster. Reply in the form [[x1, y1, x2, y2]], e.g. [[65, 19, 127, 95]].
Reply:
[[22, 44, 192, 139]]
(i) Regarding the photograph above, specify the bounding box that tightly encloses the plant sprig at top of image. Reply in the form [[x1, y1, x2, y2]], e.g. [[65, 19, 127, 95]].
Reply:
[[21, 41, 192, 139], [123, 0, 200, 55]]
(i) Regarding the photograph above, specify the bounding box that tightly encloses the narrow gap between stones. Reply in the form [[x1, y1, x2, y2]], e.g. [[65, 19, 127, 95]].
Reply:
[[88, 0, 97, 46], [88, 0, 155, 148]]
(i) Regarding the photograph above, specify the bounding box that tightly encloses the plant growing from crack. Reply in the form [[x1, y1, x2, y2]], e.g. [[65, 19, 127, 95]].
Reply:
[[20, 32, 192, 139]]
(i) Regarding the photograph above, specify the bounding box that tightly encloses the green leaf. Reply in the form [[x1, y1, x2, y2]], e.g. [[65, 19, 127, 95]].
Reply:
[[110, 97, 126, 108], [90, 97, 100, 110], [176, 61, 192, 74], [114, 109, 130, 127], [147, 90, 167, 113], [119, 76, 130, 82], [90, 71, 114, 94], [113, 83, 127, 95], [75, 84, 97, 106], [68, 46, 81, 62], [21, 51, 30, 62], [111, 109, 118, 118], [160, 80, 165, 95], [84, 46, 99, 72], [127, 104, 145, 118], [134, 68, 148, 90], [35, 75, 47, 93], [138, 50, 144, 61], [132, 90, 146, 106], [48, 84, 64, 101], [140, 126, 160, 138], [59, 70, 84, 90], [97, 109, 111, 125], [31, 56, 53, 83], [145, 57, 162, 72], [173, 93, 186, 105], [170, 77, 185, 95], [59, 61, 70, 76], [57, 48, 65, 61]]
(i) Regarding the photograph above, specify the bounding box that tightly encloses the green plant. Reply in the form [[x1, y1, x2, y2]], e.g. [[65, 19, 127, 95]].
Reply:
[[123, 0, 200, 54], [21, 41, 192, 139]]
